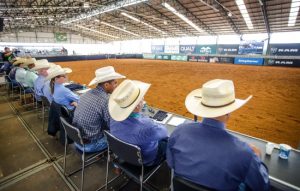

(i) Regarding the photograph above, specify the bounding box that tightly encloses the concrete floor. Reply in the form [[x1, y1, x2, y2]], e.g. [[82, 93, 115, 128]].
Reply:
[[0, 84, 171, 191]]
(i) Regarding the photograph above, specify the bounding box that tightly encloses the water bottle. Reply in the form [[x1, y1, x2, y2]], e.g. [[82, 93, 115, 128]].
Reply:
[[82, 84, 86, 90]]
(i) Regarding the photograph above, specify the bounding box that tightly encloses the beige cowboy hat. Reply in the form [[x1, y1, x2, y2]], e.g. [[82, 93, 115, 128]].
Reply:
[[109, 79, 151, 121], [31, 59, 51, 71], [12, 57, 26, 65], [185, 79, 252, 118], [88, 66, 125, 86], [23, 58, 37, 66], [45, 65, 72, 81]]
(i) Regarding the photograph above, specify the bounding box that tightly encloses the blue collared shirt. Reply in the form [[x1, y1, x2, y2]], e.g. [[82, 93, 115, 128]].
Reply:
[[73, 86, 110, 140], [110, 113, 168, 165], [34, 75, 53, 102], [53, 83, 80, 110], [167, 118, 269, 191]]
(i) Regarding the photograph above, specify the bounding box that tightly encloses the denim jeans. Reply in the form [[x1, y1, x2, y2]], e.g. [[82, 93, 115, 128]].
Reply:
[[75, 136, 107, 153]]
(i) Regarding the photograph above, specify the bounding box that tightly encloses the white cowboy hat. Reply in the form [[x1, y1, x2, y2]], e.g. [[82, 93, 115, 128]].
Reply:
[[185, 79, 252, 118], [109, 79, 151, 121], [13, 57, 26, 65], [45, 65, 72, 81], [88, 66, 125, 86], [31, 59, 51, 71], [23, 58, 37, 66]]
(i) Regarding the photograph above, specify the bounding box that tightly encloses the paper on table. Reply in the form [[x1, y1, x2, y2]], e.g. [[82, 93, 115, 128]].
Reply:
[[167, 116, 186, 126], [76, 88, 90, 94]]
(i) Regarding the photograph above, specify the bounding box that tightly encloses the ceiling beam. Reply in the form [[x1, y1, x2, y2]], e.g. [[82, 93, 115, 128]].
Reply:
[[259, 0, 270, 34], [171, 0, 216, 35]]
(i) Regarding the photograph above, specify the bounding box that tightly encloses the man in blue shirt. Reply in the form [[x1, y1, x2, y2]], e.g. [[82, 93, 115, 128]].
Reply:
[[73, 66, 125, 153], [109, 79, 168, 165], [32, 59, 52, 102], [167, 79, 269, 191]]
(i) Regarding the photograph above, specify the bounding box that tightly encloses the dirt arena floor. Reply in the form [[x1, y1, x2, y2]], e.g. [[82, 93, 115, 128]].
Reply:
[[58, 59, 300, 148]]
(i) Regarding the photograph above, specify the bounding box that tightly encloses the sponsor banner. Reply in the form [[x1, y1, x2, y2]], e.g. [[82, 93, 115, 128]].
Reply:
[[187, 55, 209, 62], [216, 57, 234, 64], [265, 59, 300, 67], [156, 54, 171, 60], [179, 45, 197, 54], [164, 45, 179, 54], [55, 32, 67, 42], [196, 45, 217, 55], [171, 55, 188, 61], [269, 44, 300, 56], [187, 55, 198, 62], [238, 40, 264, 55], [217, 44, 239, 55], [143, 54, 156, 59], [234, 57, 264, 65], [151, 45, 164, 53]]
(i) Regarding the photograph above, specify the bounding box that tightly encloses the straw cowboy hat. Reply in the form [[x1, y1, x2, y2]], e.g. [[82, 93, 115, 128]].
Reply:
[[109, 79, 151, 121], [45, 65, 72, 81], [185, 79, 252, 118], [88, 66, 125, 86], [12, 57, 26, 65], [23, 58, 37, 66], [31, 59, 51, 71]]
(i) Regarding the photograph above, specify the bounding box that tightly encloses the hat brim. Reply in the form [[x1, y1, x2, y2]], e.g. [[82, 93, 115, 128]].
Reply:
[[185, 89, 252, 118], [45, 68, 72, 81], [109, 80, 150, 121], [31, 65, 50, 71], [88, 72, 125, 86]]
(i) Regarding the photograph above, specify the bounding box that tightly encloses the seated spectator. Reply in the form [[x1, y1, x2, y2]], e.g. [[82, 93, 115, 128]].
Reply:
[[8, 57, 25, 80], [167, 79, 269, 191], [73, 66, 125, 153], [15, 58, 28, 86], [24, 58, 38, 88], [32, 59, 52, 102], [46, 65, 79, 112], [109, 79, 168, 166]]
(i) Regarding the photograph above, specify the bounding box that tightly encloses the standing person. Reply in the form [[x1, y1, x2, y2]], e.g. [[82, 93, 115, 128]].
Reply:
[[32, 59, 52, 102], [109, 79, 168, 166], [73, 66, 125, 153], [46, 65, 79, 112], [167, 79, 269, 191]]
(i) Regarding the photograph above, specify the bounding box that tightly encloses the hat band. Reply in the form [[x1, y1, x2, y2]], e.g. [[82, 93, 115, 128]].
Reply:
[[120, 88, 141, 109], [201, 100, 235, 108]]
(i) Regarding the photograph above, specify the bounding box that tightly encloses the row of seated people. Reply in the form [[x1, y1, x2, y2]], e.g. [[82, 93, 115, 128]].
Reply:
[[49, 65, 269, 191], [8, 58, 270, 191]]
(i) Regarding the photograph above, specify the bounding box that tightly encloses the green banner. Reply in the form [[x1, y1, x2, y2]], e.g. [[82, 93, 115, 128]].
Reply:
[[55, 32, 67, 42], [195, 45, 217, 55], [171, 55, 188, 61], [143, 54, 156, 59]]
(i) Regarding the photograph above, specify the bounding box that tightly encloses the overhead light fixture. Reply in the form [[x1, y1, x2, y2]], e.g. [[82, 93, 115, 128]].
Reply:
[[121, 12, 167, 34], [75, 24, 119, 39], [288, 0, 300, 27], [61, 0, 147, 24], [235, 0, 253, 29], [162, 2, 203, 33], [101, 21, 140, 37], [49, 18, 54, 21], [94, 19, 100, 22]]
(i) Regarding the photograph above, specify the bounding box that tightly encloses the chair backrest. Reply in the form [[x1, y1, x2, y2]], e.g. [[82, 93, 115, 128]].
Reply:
[[40, 95, 50, 107], [60, 116, 83, 145], [60, 105, 71, 120], [104, 130, 143, 166], [173, 176, 214, 191]]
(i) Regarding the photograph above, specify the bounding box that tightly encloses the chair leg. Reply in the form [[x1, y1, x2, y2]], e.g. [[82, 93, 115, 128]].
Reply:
[[140, 165, 144, 191], [42, 104, 45, 131], [81, 148, 85, 191], [105, 149, 110, 189], [63, 132, 68, 176]]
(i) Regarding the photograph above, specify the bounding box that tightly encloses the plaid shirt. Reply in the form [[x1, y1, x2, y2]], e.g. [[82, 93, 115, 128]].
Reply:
[[73, 86, 110, 140]]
